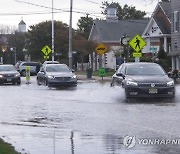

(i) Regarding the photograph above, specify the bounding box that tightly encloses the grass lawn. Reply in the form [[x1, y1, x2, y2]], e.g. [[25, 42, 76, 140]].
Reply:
[[75, 70, 115, 77], [0, 138, 19, 154]]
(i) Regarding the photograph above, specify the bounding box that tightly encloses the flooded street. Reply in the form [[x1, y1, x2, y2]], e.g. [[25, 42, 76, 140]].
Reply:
[[0, 77, 180, 154]]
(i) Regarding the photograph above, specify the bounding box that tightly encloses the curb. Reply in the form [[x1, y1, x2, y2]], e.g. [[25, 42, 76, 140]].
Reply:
[[77, 75, 112, 82]]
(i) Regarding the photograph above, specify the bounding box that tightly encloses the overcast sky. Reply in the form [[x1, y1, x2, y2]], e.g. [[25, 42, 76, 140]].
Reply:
[[0, 0, 157, 30]]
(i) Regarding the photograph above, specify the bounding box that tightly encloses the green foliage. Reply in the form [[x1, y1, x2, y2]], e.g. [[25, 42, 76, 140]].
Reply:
[[8, 32, 27, 62], [101, 1, 146, 19], [77, 14, 94, 39], [0, 138, 19, 154], [157, 48, 167, 59], [27, 21, 69, 62], [73, 34, 97, 63]]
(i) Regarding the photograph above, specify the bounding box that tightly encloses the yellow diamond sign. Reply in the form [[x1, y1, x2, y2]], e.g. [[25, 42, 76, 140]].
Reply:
[[129, 34, 146, 52], [96, 43, 107, 55], [41, 45, 52, 56]]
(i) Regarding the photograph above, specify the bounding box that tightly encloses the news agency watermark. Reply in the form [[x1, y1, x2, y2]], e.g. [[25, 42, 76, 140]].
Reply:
[[123, 136, 180, 149]]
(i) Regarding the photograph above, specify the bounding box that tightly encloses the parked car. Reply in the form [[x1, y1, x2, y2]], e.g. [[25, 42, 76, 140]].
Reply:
[[111, 62, 175, 99], [18, 61, 42, 76], [0, 64, 21, 85], [37, 64, 77, 87], [42, 61, 59, 65], [15, 61, 24, 72]]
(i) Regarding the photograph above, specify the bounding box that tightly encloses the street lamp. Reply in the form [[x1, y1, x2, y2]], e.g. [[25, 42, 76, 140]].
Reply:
[[10, 47, 17, 64], [1, 46, 7, 64], [120, 35, 130, 62]]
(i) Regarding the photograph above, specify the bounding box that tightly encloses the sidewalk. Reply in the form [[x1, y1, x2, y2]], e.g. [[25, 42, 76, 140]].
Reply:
[[76, 74, 112, 82]]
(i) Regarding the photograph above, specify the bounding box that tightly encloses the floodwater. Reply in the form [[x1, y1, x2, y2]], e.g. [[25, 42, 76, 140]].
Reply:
[[0, 77, 180, 154]]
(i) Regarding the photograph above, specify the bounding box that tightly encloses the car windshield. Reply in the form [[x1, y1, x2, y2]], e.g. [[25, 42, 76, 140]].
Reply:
[[46, 65, 70, 72], [126, 64, 166, 76], [0, 65, 16, 72]]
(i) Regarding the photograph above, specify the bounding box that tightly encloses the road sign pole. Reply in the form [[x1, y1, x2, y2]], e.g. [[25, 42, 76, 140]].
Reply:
[[135, 57, 140, 62]]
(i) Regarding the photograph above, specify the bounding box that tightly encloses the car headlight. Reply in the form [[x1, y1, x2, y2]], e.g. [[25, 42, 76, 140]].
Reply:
[[47, 75, 54, 79], [72, 75, 77, 79], [167, 80, 174, 86], [0, 74, 3, 78], [15, 73, 20, 77], [126, 80, 138, 86]]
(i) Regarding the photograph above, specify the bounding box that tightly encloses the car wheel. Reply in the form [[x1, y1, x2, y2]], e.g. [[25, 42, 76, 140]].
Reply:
[[44, 78, 48, 86], [17, 81, 21, 85], [37, 78, 41, 85], [110, 79, 115, 87]]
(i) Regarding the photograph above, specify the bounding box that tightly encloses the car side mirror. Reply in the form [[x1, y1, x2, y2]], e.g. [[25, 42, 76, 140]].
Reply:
[[116, 73, 125, 78]]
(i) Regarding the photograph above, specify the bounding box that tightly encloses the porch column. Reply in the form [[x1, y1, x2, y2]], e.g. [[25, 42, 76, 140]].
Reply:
[[146, 38, 151, 53], [176, 56, 180, 70], [164, 36, 167, 52], [172, 56, 176, 70]]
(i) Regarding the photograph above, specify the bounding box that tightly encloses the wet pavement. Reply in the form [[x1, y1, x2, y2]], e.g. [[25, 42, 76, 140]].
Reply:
[[0, 76, 180, 154]]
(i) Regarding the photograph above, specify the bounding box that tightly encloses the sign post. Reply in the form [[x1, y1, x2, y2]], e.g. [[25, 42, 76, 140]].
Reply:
[[129, 34, 146, 62]]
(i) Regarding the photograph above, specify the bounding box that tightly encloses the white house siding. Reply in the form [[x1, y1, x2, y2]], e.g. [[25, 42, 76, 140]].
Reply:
[[171, 0, 180, 70]]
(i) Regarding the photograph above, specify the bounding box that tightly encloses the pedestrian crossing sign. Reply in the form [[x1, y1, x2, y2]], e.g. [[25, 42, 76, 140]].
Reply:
[[129, 34, 146, 52], [41, 45, 52, 56]]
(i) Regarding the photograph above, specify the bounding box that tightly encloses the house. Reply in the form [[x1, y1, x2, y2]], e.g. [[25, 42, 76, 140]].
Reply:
[[169, 0, 180, 70], [88, 4, 148, 70], [142, 1, 171, 56]]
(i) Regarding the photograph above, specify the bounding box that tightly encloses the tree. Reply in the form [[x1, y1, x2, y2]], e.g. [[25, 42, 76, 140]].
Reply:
[[101, 1, 146, 19], [8, 32, 27, 63], [73, 34, 97, 70], [27, 21, 69, 62], [77, 14, 94, 39], [0, 25, 17, 34]]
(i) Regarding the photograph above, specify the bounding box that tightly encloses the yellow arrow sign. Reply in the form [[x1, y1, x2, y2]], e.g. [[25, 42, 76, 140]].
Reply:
[[129, 34, 146, 52], [44, 55, 50, 60], [96, 43, 107, 55], [41, 45, 52, 56], [133, 52, 142, 57]]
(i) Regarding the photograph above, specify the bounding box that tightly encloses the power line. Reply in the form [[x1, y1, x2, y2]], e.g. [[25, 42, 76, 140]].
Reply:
[[84, 0, 101, 5], [14, 0, 103, 18]]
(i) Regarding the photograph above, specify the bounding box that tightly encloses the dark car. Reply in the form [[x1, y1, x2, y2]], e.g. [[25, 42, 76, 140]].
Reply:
[[37, 64, 77, 87], [0, 64, 21, 85], [111, 62, 175, 99]]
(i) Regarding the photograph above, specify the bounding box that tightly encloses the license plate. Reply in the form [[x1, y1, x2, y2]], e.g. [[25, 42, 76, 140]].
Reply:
[[7, 79, 12, 81], [149, 88, 157, 94]]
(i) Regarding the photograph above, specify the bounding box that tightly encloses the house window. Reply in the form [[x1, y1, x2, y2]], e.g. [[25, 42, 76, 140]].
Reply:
[[174, 11, 179, 32]]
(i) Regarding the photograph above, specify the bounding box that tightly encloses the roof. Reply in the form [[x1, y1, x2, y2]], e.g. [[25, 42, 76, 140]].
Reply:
[[107, 3, 117, 9], [18, 20, 26, 25], [142, 1, 171, 37], [153, 16, 170, 34], [91, 19, 149, 42], [159, 2, 171, 19]]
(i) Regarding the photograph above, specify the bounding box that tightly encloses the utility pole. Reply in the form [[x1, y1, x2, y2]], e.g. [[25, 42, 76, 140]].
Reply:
[[69, 0, 73, 69], [52, 0, 55, 61]]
